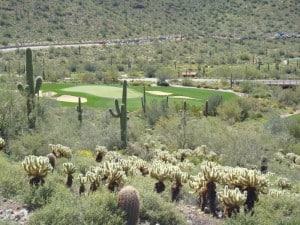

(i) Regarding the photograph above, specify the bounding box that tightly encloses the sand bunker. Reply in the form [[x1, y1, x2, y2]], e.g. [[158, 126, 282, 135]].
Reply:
[[169, 96, 197, 100], [40, 91, 87, 103], [146, 91, 172, 96], [56, 95, 87, 103]]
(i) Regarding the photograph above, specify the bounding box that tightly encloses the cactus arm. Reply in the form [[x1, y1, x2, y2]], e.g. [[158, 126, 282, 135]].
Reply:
[[35, 76, 43, 95], [109, 99, 121, 117]]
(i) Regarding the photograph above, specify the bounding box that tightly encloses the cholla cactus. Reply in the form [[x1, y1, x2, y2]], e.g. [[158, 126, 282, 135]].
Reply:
[[218, 186, 247, 217], [22, 155, 53, 186], [95, 145, 108, 162], [102, 161, 127, 191], [274, 151, 285, 163], [175, 148, 193, 162], [0, 137, 5, 151], [103, 151, 122, 161], [119, 158, 138, 176], [150, 161, 172, 193], [225, 168, 268, 213], [268, 189, 288, 197], [78, 174, 87, 196], [277, 177, 292, 190], [295, 156, 300, 165], [199, 161, 222, 217], [86, 170, 101, 192], [189, 175, 208, 212], [130, 156, 149, 176], [49, 144, 72, 159], [169, 166, 189, 202], [154, 150, 178, 165], [63, 162, 76, 188], [286, 152, 297, 163], [177, 159, 195, 170]]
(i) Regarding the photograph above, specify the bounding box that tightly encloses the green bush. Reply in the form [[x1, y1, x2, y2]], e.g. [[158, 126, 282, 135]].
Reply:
[[224, 195, 300, 225], [0, 154, 25, 198], [29, 189, 125, 225]]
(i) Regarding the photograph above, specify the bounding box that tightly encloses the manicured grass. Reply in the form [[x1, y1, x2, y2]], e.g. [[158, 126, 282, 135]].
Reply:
[[41, 83, 237, 111]]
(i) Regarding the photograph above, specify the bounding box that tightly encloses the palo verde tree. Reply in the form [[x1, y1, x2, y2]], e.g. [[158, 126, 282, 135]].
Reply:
[[17, 48, 43, 129]]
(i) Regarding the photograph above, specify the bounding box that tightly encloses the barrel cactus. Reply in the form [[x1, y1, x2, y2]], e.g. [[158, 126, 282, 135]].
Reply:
[[118, 185, 140, 225]]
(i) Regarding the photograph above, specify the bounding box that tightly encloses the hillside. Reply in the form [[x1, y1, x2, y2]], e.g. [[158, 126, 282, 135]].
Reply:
[[0, 0, 299, 46]]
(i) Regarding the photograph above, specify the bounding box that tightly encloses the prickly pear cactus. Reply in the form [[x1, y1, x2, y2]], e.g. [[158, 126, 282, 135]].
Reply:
[[118, 185, 140, 225]]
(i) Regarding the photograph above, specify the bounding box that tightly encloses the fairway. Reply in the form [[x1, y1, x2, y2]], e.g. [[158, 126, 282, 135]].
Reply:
[[62, 85, 142, 98]]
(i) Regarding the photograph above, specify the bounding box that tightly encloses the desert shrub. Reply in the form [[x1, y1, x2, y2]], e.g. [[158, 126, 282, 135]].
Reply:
[[181, 78, 194, 87], [22, 183, 55, 210], [127, 176, 186, 225], [217, 100, 242, 124], [0, 154, 25, 198], [276, 88, 300, 107], [225, 195, 300, 225], [206, 94, 223, 116], [145, 99, 169, 126], [286, 120, 300, 139], [239, 81, 255, 93], [29, 188, 125, 225]]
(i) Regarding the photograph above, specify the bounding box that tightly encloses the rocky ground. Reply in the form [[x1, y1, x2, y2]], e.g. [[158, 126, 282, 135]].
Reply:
[[0, 196, 222, 225], [0, 197, 29, 225]]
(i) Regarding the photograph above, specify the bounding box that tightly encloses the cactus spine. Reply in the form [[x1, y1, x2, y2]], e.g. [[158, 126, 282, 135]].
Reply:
[[17, 48, 43, 129], [118, 186, 140, 225], [76, 97, 83, 124], [109, 80, 128, 149]]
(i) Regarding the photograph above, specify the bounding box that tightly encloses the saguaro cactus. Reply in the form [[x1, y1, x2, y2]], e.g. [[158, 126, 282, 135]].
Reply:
[[17, 48, 43, 129], [118, 185, 140, 225], [109, 80, 128, 149], [76, 97, 83, 124], [141, 85, 146, 113]]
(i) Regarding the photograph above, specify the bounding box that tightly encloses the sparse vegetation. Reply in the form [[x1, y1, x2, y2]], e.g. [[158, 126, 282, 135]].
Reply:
[[0, 0, 299, 224]]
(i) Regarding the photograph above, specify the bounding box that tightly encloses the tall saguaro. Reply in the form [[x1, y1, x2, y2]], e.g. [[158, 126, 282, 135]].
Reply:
[[17, 48, 43, 129], [109, 80, 128, 149]]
